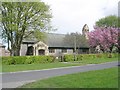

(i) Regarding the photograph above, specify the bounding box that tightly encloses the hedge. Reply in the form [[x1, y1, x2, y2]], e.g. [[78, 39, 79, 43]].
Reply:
[[64, 53, 118, 62], [2, 56, 54, 65], [2, 53, 118, 65]]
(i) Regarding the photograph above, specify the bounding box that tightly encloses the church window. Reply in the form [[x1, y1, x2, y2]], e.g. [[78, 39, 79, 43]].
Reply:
[[49, 49, 55, 53]]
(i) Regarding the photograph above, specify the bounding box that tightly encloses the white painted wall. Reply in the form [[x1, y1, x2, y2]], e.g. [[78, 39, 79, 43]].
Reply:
[[67, 49, 73, 54], [20, 44, 28, 56], [0, 47, 5, 56]]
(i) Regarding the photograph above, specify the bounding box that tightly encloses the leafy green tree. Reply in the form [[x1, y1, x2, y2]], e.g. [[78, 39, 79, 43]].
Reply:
[[1, 2, 53, 56], [95, 15, 120, 28], [63, 32, 89, 53]]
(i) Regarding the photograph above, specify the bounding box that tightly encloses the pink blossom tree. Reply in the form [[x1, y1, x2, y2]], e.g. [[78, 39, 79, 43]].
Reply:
[[88, 27, 119, 53]]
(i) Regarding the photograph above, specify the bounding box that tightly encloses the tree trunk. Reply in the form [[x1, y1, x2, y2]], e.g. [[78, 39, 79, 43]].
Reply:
[[109, 48, 112, 53], [14, 44, 21, 56], [109, 45, 114, 53], [14, 48, 20, 56], [7, 39, 12, 56], [100, 48, 105, 53], [10, 48, 20, 56], [10, 50, 14, 56], [10, 44, 21, 56]]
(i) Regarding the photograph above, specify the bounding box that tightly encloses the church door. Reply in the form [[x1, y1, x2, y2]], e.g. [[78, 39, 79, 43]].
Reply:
[[38, 49, 45, 55]]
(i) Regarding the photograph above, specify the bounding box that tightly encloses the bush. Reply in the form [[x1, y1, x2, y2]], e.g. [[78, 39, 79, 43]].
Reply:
[[64, 55, 74, 62], [2, 55, 54, 65], [2, 53, 118, 65], [24, 56, 33, 64], [76, 54, 97, 61], [14, 56, 26, 64], [64, 53, 118, 62], [33, 56, 53, 64], [2, 56, 14, 65], [64, 54, 94, 62], [76, 55, 83, 61]]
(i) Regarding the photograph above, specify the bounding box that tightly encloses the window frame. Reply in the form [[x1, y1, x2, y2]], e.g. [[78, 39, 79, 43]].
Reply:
[[49, 49, 55, 53], [62, 49, 67, 53]]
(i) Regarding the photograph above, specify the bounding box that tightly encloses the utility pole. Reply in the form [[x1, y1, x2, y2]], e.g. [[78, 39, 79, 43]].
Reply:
[[74, 34, 76, 53], [74, 34, 76, 61]]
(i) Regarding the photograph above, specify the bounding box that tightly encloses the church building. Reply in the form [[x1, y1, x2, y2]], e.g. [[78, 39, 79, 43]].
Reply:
[[20, 24, 90, 56]]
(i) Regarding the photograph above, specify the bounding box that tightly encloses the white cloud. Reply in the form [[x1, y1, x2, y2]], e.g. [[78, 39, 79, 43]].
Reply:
[[1, 0, 118, 47], [42, 0, 118, 34]]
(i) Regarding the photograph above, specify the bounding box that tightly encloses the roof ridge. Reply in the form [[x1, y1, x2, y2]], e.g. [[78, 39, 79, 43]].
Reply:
[[46, 32, 66, 35]]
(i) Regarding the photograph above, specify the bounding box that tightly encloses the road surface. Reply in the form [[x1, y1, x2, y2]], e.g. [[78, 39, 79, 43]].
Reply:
[[1, 61, 119, 88]]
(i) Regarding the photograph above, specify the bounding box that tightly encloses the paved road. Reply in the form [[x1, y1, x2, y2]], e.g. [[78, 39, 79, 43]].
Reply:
[[1, 61, 119, 88]]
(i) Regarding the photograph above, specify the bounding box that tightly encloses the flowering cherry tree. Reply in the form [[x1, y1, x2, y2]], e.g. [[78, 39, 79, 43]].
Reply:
[[88, 27, 119, 53]]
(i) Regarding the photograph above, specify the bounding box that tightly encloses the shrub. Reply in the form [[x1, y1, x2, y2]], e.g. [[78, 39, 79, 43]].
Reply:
[[32, 56, 52, 64], [64, 54, 93, 62], [24, 56, 33, 64], [13, 56, 26, 64], [2, 53, 118, 65], [2, 56, 14, 65], [2, 55, 54, 65], [76, 54, 95, 61], [76, 55, 83, 61], [47, 56, 55, 62], [64, 55, 74, 62], [64, 53, 117, 62]]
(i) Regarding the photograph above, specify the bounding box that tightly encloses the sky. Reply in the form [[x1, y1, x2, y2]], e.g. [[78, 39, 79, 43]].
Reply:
[[42, 0, 119, 34], [0, 0, 119, 43]]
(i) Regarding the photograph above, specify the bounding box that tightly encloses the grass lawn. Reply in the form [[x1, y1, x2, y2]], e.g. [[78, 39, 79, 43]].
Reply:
[[2, 56, 118, 72], [0, 60, 1, 72], [20, 67, 118, 88], [2, 62, 82, 72]]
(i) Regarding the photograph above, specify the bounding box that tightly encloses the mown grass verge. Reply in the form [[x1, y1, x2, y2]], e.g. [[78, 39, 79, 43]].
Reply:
[[20, 67, 118, 88], [2, 62, 82, 72]]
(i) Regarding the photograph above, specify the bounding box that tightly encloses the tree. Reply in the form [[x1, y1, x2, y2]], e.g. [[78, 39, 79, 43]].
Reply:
[[88, 27, 119, 53], [1, 2, 52, 56], [95, 15, 120, 28], [91, 15, 120, 53], [63, 32, 89, 53]]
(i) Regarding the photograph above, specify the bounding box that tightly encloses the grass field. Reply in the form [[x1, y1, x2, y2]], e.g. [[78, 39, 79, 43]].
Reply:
[[2, 56, 118, 72], [20, 67, 118, 88], [0, 60, 1, 72], [2, 62, 82, 72]]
